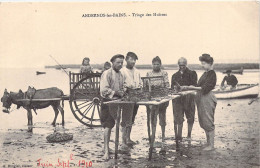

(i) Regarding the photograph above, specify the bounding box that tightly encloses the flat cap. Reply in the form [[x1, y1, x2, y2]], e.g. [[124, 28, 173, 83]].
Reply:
[[110, 54, 125, 62], [126, 52, 138, 60]]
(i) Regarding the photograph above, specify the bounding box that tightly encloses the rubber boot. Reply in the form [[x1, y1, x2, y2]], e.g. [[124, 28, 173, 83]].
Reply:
[[203, 130, 214, 151]]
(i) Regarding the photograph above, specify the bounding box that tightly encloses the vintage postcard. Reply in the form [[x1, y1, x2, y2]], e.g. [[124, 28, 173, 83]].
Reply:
[[0, 1, 259, 168]]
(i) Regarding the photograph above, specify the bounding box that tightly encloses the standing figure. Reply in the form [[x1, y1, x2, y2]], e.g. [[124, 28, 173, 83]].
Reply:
[[221, 70, 238, 90], [102, 61, 111, 72], [121, 52, 142, 145], [80, 57, 93, 73], [184, 54, 217, 151], [171, 57, 197, 141], [146, 56, 170, 143], [100, 54, 134, 160]]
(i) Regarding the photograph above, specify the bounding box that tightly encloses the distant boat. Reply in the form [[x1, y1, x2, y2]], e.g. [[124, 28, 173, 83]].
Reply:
[[55, 67, 67, 70], [36, 71, 46, 75], [222, 67, 243, 75], [213, 84, 259, 99]]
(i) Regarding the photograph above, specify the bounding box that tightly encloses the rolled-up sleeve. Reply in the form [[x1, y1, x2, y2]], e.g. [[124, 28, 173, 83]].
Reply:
[[100, 71, 115, 99]]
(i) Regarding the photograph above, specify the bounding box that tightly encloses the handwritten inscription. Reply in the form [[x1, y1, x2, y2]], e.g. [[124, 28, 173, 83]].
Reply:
[[37, 154, 92, 168]]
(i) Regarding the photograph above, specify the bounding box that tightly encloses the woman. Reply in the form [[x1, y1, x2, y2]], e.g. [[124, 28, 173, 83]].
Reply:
[[146, 56, 170, 143], [183, 54, 217, 151], [80, 57, 93, 74]]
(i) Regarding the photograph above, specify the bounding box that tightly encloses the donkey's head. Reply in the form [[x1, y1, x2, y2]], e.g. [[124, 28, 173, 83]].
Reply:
[[1, 89, 12, 113], [27, 86, 36, 99]]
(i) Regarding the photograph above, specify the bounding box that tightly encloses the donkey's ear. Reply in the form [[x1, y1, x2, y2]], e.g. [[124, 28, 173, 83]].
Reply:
[[17, 105, 21, 109], [4, 89, 8, 93], [19, 89, 23, 93], [28, 86, 31, 89]]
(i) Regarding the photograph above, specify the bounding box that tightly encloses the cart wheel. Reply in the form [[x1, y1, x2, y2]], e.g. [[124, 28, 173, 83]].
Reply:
[[69, 74, 102, 127]]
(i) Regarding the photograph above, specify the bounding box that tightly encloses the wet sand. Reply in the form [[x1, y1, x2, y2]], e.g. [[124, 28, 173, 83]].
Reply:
[[0, 98, 259, 168]]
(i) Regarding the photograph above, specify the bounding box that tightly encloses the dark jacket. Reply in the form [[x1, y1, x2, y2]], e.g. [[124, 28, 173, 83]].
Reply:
[[221, 75, 238, 87], [171, 68, 197, 88]]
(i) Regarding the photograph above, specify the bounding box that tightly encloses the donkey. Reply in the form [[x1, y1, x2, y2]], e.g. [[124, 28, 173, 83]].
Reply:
[[1, 87, 65, 126]]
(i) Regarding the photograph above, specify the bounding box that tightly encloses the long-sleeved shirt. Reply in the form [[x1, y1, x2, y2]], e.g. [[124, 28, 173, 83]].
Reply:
[[100, 68, 124, 99], [171, 68, 197, 88], [197, 70, 217, 95], [221, 75, 238, 87], [121, 67, 142, 89], [146, 70, 170, 88]]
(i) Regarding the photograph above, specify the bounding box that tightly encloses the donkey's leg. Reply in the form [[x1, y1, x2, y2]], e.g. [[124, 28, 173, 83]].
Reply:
[[51, 105, 59, 126], [27, 109, 33, 125], [57, 105, 65, 126]]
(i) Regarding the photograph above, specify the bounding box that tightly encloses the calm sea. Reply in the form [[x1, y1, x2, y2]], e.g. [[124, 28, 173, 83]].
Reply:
[[0, 67, 259, 131]]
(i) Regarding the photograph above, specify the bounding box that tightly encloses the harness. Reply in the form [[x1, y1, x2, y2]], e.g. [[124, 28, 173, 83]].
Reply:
[[25, 89, 38, 115]]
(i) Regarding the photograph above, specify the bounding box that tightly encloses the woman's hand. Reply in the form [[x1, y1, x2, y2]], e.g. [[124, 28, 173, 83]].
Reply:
[[180, 86, 188, 91]]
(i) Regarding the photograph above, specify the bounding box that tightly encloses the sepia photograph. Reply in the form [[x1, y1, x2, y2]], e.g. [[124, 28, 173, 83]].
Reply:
[[0, 1, 259, 167]]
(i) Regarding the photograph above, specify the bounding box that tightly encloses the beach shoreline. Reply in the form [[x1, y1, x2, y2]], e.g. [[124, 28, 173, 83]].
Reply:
[[0, 98, 259, 168]]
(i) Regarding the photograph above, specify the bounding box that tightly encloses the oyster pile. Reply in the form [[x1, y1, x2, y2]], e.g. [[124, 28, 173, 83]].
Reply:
[[122, 88, 150, 102], [46, 132, 73, 143], [122, 87, 179, 102], [150, 86, 169, 98]]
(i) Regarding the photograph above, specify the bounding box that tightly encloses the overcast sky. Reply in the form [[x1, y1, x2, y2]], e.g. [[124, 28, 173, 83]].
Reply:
[[0, 1, 259, 68]]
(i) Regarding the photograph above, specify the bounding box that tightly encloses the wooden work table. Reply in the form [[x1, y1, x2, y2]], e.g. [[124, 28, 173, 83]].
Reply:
[[103, 90, 196, 160]]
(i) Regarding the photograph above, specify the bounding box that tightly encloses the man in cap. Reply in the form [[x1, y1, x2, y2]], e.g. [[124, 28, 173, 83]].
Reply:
[[121, 52, 142, 145], [171, 57, 197, 141], [100, 54, 134, 160], [221, 70, 238, 90]]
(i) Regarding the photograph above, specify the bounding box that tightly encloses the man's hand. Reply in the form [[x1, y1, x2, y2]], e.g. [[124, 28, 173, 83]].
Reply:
[[180, 86, 188, 91], [114, 90, 125, 98]]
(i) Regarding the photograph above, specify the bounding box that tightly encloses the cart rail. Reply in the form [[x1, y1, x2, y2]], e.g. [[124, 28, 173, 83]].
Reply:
[[16, 95, 70, 102]]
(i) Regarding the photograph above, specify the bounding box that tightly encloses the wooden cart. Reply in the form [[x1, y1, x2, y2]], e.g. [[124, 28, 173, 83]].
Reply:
[[69, 72, 103, 127], [14, 71, 196, 160]]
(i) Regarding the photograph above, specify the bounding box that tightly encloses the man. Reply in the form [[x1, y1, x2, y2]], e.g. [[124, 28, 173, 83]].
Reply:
[[121, 52, 142, 145], [171, 57, 197, 141], [100, 54, 134, 160], [221, 70, 238, 89]]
